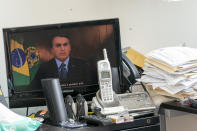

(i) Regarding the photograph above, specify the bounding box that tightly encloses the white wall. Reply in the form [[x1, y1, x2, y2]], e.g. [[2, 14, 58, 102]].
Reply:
[[1, 0, 197, 96]]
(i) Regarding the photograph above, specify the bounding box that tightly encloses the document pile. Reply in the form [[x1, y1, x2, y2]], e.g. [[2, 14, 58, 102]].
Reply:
[[139, 47, 197, 99]]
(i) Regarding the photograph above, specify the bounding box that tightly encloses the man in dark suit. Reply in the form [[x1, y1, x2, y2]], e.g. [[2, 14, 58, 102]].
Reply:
[[37, 34, 91, 86]]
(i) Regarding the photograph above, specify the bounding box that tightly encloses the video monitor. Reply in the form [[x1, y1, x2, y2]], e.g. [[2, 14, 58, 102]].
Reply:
[[3, 18, 123, 108]]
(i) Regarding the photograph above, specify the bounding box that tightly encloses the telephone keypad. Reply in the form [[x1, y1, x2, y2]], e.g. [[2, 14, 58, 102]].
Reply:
[[100, 80, 113, 102]]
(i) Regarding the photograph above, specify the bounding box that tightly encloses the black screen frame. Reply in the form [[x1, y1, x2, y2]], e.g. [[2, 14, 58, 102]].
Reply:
[[3, 18, 123, 108]]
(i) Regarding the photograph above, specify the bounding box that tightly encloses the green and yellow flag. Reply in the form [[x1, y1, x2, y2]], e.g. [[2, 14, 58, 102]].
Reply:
[[24, 45, 40, 81], [11, 37, 30, 86]]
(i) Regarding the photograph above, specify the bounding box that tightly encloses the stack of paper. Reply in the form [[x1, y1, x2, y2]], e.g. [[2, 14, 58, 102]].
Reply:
[[138, 47, 197, 99]]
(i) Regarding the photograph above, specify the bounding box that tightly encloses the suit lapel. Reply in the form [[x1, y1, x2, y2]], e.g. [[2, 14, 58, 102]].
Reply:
[[49, 58, 59, 77]]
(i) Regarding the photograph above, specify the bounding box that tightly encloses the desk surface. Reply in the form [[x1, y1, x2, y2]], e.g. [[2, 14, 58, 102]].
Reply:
[[160, 101, 197, 114], [37, 115, 160, 131]]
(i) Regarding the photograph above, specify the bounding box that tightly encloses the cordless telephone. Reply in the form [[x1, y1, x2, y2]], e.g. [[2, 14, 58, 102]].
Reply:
[[97, 49, 114, 103]]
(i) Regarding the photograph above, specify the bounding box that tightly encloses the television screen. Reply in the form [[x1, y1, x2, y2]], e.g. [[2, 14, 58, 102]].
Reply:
[[3, 18, 123, 108]]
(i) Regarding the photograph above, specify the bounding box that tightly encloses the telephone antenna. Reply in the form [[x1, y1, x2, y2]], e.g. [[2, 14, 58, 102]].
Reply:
[[103, 48, 108, 60]]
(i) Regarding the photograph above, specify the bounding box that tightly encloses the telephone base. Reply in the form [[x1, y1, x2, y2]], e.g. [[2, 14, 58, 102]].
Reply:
[[91, 97, 126, 116], [102, 106, 125, 115]]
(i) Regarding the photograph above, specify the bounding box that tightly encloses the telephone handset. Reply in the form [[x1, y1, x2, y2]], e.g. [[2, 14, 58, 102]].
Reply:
[[121, 53, 142, 92], [122, 53, 140, 80], [122, 53, 141, 85], [97, 49, 114, 103]]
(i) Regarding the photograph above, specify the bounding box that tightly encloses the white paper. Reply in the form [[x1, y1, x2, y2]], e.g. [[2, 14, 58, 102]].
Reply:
[[0, 103, 25, 123], [140, 46, 197, 96], [144, 63, 186, 85], [146, 47, 197, 67]]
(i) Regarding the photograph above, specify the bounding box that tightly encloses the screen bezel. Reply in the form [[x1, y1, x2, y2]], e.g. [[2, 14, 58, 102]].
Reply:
[[3, 18, 123, 108]]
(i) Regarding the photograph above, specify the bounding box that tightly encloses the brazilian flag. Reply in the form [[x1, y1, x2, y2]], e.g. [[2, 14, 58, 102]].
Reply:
[[24, 41, 40, 82], [11, 37, 30, 86]]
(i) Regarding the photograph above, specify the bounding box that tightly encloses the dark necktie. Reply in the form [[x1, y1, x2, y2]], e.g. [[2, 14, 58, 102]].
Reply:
[[59, 63, 67, 80]]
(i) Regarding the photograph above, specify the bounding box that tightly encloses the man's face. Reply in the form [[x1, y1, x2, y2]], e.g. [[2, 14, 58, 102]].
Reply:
[[51, 36, 71, 62]]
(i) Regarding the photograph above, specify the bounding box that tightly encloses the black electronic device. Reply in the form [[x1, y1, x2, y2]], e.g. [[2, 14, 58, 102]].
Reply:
[[3, 18, 124, 108], [80, 115, 114, 126], [121, 53, 141, 92], [3, 18, 141, 108], [41, 78, 68, 125]]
